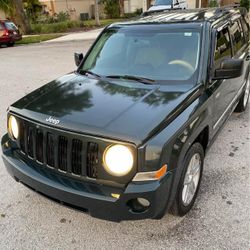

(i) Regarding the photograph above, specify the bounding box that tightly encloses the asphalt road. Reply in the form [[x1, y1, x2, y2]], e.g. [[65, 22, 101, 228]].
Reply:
[[0, 42, 249, 250]]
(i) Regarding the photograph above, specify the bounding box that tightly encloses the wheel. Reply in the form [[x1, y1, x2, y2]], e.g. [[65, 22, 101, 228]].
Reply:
[[171, 143, 204, 216], [7, 42, 14, 47], [235, 77, 250, 113]]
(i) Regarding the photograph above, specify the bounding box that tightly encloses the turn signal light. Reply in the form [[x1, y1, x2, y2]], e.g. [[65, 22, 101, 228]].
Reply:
[[132, 164, 168, 182]]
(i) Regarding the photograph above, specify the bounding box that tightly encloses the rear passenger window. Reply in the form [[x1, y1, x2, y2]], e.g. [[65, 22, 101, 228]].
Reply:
[[240, 17, 249, 40], [229, 20, 245, 54], [214, 28, 232, 69]]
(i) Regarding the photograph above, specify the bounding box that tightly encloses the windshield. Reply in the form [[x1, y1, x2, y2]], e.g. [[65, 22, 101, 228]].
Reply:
[[154, 0, 173, 5], [80, 26, 201, 82]]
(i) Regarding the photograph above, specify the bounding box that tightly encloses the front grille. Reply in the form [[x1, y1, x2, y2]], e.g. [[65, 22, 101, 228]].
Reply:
[[19, 120, 99, 179]]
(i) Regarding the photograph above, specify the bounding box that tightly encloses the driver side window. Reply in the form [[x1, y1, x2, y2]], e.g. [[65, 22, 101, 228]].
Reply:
[[214, 27, 232, 69]]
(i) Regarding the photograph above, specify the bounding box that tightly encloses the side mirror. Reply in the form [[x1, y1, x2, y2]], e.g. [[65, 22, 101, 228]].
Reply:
[[213, 58, 244, 80], [74, 52, 84, 67]]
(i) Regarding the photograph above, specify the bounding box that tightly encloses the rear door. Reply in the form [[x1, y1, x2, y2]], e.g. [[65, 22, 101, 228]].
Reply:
[[229, 17, 249, 91]]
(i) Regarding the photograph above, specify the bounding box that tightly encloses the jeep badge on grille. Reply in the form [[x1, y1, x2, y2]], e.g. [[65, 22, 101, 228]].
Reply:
[[46, 116, 60, 125]]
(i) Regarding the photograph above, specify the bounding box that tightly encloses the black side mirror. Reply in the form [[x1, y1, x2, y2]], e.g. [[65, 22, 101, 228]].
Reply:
[[213, 58, 244, 80], [74, 52, 84, 67]]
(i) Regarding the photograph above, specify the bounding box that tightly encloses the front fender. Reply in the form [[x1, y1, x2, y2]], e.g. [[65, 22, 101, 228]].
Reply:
[[139, 91, 213, 210]]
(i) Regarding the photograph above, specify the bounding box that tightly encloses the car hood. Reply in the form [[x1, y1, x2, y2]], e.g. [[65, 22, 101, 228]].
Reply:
[[10, 73, 198, 145]]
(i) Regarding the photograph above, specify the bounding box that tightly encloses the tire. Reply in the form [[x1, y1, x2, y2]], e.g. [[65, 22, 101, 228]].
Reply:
[[171, 143, 204, 216], [7, 42, 14, 47], [235, 77, 250, 113]]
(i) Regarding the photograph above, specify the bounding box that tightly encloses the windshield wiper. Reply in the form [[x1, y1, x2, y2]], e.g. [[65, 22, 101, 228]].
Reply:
[[106, 75, 155, 85], [78, 70, 102, 79]]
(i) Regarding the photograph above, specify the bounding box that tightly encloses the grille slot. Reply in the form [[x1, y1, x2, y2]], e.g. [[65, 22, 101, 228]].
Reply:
[[27, 126, 34, 158], [36, 129, 44, 162], [46, 133, 55, 167], [58, 136, 68, 172], [86, 142, 99, 178], [19, 122, 26, 153], [72, 139, 83, 175]]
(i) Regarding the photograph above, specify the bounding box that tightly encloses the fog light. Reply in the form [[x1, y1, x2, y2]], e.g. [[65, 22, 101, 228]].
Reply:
[[127, 198, 150, 213], [137, 198, 150, 207]]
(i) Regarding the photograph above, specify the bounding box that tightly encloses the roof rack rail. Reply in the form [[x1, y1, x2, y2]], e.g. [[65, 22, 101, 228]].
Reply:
[[141, 7, 182, 17], [215, 4, 240, 12]]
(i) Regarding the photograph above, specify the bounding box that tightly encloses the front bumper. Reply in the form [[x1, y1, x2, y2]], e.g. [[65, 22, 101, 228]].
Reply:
[[1, 134, 173, 221]]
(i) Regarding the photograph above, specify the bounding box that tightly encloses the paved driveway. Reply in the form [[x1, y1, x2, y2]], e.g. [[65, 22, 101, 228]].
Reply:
[[43, 28, 103, 43], [0, 42, 249, 250]]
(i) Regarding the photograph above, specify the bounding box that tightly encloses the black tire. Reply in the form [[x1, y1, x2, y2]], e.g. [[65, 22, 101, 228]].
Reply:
[[235, 78, 250, 113], [7, 42, 14, 47], [171, 143, 204, 216]]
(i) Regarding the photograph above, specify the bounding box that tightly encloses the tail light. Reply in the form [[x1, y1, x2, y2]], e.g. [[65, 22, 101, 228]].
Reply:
[[3, 29, 9, 36]]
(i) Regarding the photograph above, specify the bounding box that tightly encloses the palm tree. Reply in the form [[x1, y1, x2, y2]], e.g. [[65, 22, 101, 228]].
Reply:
[[95, 0, 100, 26], [119, 0, 124, 17], [0, 0, 13, 14], [0, 0, 31, 34]]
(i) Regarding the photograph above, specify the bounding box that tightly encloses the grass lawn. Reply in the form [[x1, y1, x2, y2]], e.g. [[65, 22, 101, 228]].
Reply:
[[16, 34, 64, 44]]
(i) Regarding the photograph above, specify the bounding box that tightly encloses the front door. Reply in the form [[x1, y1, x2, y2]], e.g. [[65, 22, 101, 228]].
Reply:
[[210, 26, 236, 133]]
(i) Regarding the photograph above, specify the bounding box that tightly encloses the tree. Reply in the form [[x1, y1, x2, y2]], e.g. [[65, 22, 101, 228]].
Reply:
[[24, 0, 42, 23], [240, 0, 249, 11], [0, 0, 14, 16], [0, 0, 31, 34], [12, 0, 31, 33], [119, 0, 124, 17], [95, 0, 100, 26]]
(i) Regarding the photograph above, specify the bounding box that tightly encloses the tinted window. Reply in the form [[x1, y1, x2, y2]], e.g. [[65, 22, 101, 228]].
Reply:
[[4, 22, 18, 31], [214, 28, 232, 68], [229, 20, 244, 54], [154, 0, 173, 5], [240, 17, 249, 40]]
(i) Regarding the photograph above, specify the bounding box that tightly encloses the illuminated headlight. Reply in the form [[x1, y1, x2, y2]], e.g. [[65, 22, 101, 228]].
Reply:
[[8, 115, 19, 140], [103, 145, 133, 176]]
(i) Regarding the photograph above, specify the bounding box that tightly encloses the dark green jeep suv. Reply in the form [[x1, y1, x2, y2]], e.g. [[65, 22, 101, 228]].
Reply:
[[2, 7, 250, 221]]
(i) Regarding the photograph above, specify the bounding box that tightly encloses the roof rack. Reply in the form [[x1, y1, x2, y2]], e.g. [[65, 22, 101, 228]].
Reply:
[[214, 4, 240, 13], [141, 7, 182, 17]]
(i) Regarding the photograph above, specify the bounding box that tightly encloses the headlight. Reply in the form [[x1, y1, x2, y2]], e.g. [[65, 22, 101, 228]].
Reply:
[[8, 115, 19, 140], [103, 145, 133, 176]]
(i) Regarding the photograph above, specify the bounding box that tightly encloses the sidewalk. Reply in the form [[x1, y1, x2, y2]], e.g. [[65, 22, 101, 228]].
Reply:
[[43, 28, 103, 43]]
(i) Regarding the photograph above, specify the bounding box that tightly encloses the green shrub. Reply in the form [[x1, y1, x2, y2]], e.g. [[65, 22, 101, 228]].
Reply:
[[102, 0, 120, 18], [208, 0, 218, 7], [124, 8, 142, 19], [31, 19, 122, 34], [57, 11, 70, 22], [240, 0, 249, 11]]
